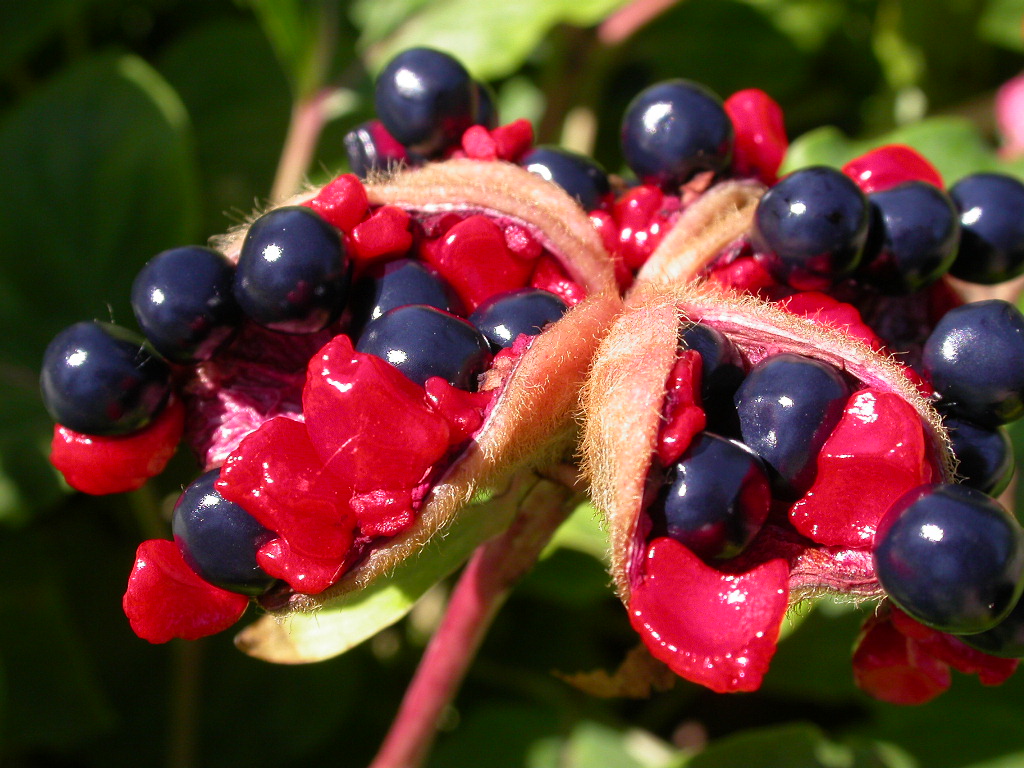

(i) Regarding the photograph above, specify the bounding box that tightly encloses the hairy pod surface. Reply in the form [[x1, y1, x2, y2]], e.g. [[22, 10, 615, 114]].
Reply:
[[99, 159, 624, 655], [582, 282, 953, 692]]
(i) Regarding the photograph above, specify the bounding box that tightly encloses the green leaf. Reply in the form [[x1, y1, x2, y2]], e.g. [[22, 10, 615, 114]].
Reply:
[[0, 52, 199, 366], [0, 0, 82, 78], [761, 601, 864, 701], [544, 499, 608, 562], [963, 752, 1024, 768], [235, 480, 527, 662], [681, 723, 916, 768], [348, 0, 436, 49], [781, 125, 860, 173], [529, 721, 684, 768], [880, 118, 1002, 184], [0, 526, 117, 751], [783, 117, 1004, 184], [0, 53, 200, 516], [979, 0, 1024, 52], [158, 17, 292, 234], [357, 0, 631, 81], [241, 0, 344, 98], [621, 1, 811, 104], [848, 658, 1024, 768], [734, 0, 849, 52], [429, 703, 566, 768]]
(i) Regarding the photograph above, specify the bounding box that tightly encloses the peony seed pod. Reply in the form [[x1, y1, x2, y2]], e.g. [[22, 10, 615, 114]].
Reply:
[[581, 281, 955, 693], [111, 159, 623, 656]]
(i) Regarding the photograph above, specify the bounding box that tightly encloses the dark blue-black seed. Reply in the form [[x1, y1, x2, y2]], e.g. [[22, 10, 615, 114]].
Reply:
[[948, 172, 1024, 285], [620, 79, 733, 190], [519, 146, 610, 210], [468, 289, 568, 350], [648, 432, 771, 560], [733, 352, 850, 496], [131, 245, 241, 363], [234, 206, 349, 334], [874, 483, 1024, 635], [859, 181, 961, 294], [171, 469, 276, 596], [945, 417, 1014, 496], [40, 321, 171, 436], [679, 322, 745, 437], [344, 120, 409, 179], [357, 304, 492, 389], [349, 258, 460, 338], [754, 166, 870, 285], [374, 47, 477, 157], [961, 593, 1024, 657], [922, 299, 1024, 427]]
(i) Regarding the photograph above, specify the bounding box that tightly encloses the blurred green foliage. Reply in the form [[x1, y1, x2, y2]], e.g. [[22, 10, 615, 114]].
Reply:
[[2, 1, 1024, 766]]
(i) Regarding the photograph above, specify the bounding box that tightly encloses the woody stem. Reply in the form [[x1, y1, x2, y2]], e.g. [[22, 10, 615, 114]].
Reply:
[[368, 475, 578, 768]]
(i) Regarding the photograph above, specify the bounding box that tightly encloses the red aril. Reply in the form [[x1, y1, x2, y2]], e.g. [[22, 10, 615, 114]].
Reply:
[[124, 539, 250, 643]]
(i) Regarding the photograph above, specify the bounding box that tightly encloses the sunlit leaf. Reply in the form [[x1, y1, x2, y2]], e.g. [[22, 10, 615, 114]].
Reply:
[[544, 499, 608, 562], [357, 0, 630, 80], [783, 117, 1009, 184], [979, 0, 1024, 52], [530, 721, 684, 768]]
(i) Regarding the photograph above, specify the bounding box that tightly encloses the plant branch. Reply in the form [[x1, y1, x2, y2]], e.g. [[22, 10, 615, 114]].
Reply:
[[598, 0, 684, 46], [368, 473, 580, 768], [270, 87, 340, 203]]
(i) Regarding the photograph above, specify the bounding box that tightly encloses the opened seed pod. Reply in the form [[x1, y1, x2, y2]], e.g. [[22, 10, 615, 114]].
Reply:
[[581, 281, 976, 694], [40, 159, 622, 658]]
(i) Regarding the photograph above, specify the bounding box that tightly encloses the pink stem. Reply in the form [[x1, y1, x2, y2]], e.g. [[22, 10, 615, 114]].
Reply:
[[368, 475, 578, 768], [270, 87, 338, 203], [598, 0, 683, 45]]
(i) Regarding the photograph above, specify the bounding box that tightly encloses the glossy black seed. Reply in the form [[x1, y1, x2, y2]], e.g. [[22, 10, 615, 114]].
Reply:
[[131, 245, 241, 363], [468, 288, 568, 350], [859, 181, 961, 294], [680, 322, 745, 437], [946, 417, 1014, 496], [948, 172, 1024, 285], [754, 166, 870, 286], [961, 594, 1024, 657], [344, 120, 410, 179], [733, 352, 850, 496], [349, 258, 460, 338], [171, 469, 276, 596], [649, 432, 771, 560], [874, 483, 1024, 635], [374, 47, 477, 157], [357, 304, 492, 389], [40, 321, 171, 436], [234, 206, 349, 334], [922, 299, 1024, 426], [620, 79, 733, 190], [519, 146, 610, 210]]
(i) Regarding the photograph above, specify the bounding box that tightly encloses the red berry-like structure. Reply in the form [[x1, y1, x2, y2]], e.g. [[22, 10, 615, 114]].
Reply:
[[50, 398, 185, 495]]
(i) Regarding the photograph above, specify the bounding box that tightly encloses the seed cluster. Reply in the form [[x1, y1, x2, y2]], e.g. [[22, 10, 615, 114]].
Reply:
[[41, 51, 602, 642], [38, 46, 1024, 705]]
